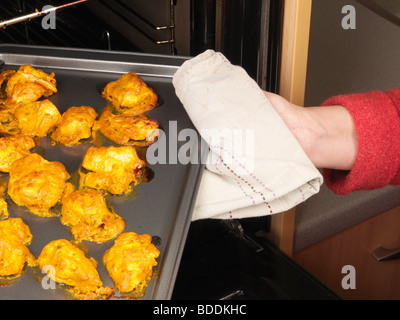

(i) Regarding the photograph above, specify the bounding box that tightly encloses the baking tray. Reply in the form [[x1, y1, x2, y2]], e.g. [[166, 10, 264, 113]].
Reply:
[[0, 44, 207, 300]]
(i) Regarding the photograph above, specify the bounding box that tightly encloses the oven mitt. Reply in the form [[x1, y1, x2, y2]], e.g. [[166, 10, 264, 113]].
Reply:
[[172, 50, 323, 220]]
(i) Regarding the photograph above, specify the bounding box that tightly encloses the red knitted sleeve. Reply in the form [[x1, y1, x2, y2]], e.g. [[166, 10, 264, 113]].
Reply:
[[321, 89, 400, 195]]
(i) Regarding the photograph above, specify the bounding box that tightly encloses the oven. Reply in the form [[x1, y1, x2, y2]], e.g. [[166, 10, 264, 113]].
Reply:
[[0, 0, 282, 92], [0, 0, 339, 300]]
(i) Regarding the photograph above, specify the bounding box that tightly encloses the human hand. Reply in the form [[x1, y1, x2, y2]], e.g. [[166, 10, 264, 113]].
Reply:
[[263, 91, 358, 170]]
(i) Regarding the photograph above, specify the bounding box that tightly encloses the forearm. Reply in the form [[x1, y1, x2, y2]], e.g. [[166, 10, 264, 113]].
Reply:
[[300, 105, 358, 170], [266, 89, 400, 194]]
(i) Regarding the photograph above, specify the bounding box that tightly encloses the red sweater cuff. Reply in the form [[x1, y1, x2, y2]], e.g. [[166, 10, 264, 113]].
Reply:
[[321, 89, 400, 195]]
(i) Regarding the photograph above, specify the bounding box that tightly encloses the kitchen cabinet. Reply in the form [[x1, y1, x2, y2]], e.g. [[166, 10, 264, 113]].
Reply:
[[293, 205, 400, 299], [266, 0, 312, 254]]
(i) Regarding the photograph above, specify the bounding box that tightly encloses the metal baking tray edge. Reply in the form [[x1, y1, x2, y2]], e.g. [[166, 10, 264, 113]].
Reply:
[[0, 44, 189, 77], [0, 44, 207, 300]]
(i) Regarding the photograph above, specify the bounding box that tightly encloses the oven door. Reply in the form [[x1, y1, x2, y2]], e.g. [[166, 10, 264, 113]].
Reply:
[[172, 218, 340, 300]]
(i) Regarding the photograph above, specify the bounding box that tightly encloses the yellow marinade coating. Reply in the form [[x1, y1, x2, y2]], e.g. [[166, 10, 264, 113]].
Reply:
[[38, 239, 112, 300], [0, 135, 35, 173], [61, 189, 125, 243], [8, 153, 74, 217], [97, 105, 159, 146], [0, 218, 36, 277], [103, 232, 160, 295], [51, 106, 98, 146], [13, 99, 61, 138], [81, 145, 145, 195], [101, 72, 158, 116], [0, 64, 57, 108]]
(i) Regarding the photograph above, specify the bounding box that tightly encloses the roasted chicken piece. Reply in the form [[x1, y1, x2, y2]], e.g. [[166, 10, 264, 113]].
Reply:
[[0, 218, 36, 278], [38, 239, 113, 300], [0, 70, 16, 89], [14, 99, 61, 138], [0, 179, 8, 220], [61, 189, 125, 243], [102, 73, 158, 116], [0, 70, 16, 105], [0, 198, 7, 220], [97, 105, 159, 146], [0, 134, 35, 172], [0, 64, 57, 108], [8, 153, 74, 217], [0, 109, 19, 135], [81, 145, 145, 195], [103, 232, 160, 295], [51, 106, 98, 146]]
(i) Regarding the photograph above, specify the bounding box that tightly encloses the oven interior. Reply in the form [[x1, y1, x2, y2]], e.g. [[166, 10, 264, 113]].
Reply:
[[0, 0, 282, 91], [0, 0, 136, 51]]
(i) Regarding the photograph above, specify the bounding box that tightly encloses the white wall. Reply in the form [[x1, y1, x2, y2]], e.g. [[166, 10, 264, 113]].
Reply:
[[305, 0, 400, 106]]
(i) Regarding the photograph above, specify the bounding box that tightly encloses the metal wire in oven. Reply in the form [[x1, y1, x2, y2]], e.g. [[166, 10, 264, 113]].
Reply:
[[0, 0, 176, 54]]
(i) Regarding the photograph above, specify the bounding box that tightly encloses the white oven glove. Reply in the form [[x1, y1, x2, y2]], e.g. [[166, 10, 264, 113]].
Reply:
[[172, 50, 323, 220]]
